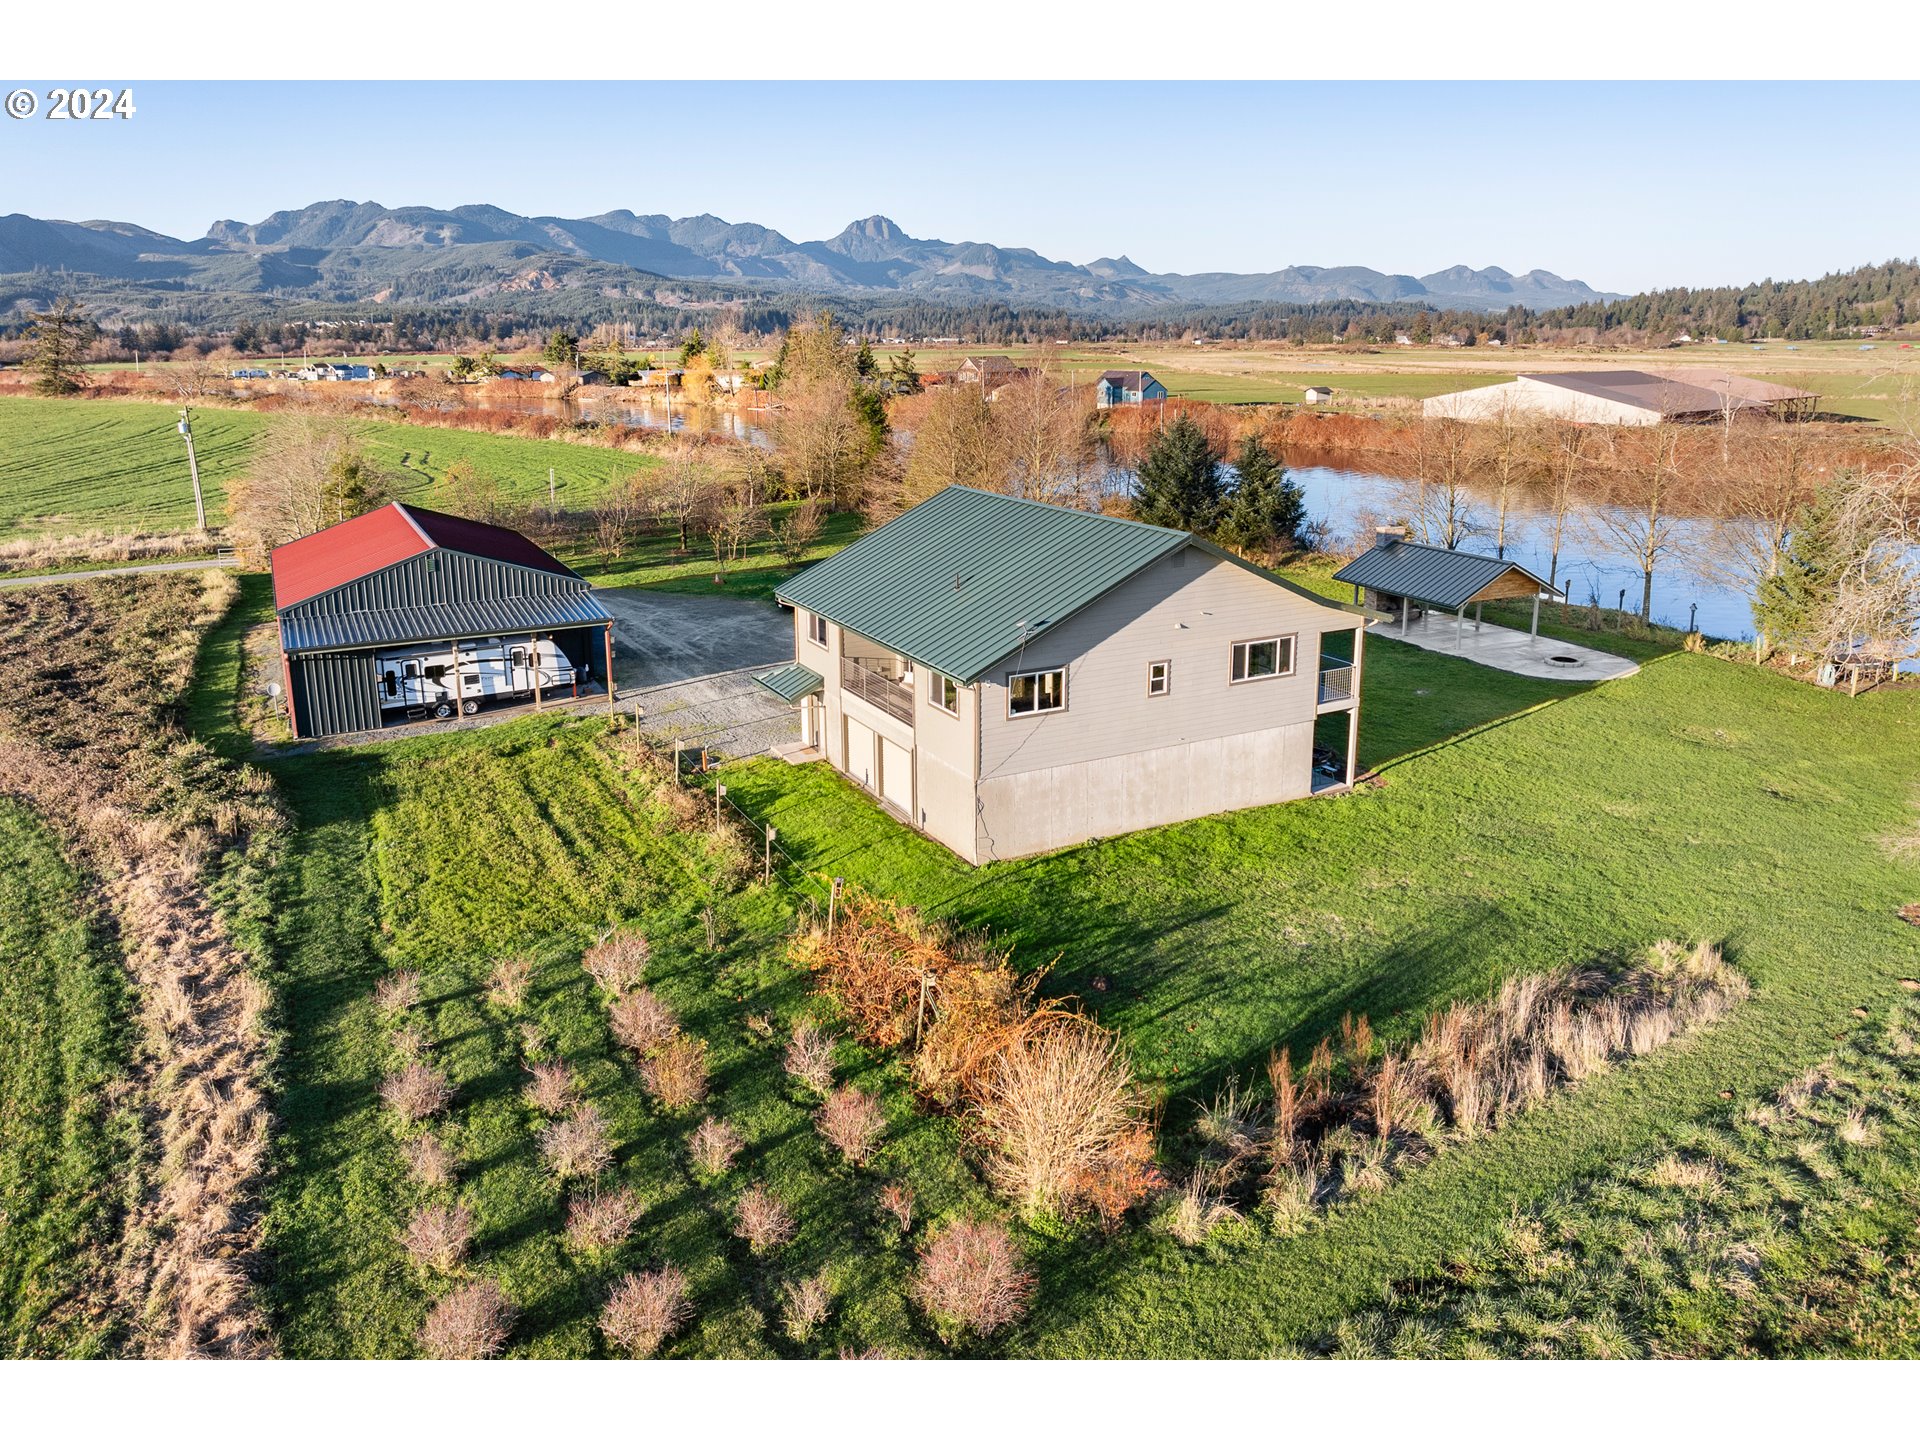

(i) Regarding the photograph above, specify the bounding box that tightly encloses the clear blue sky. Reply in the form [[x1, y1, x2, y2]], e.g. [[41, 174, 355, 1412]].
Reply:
[[7, 80, 1915, 293]]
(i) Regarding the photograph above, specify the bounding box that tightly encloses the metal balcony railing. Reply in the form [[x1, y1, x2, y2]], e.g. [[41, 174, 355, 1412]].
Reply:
[[841, 657, 915, 725], [1317, 659, 1355, 706]]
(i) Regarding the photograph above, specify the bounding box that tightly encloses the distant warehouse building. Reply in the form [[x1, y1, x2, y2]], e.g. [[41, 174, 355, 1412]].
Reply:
[[1422, 370, 1816, 425], [271, 502, 614, 740]]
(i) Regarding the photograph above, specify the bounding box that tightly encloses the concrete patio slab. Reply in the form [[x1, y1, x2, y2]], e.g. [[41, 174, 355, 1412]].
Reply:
[[1369, 612, 1640, 681]]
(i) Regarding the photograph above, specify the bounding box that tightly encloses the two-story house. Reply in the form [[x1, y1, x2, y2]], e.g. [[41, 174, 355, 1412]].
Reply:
[[755, 486, 1369, 864]]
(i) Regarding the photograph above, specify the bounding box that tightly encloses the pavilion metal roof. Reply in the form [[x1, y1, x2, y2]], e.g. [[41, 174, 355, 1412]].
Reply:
[[1333, 537, 1560, 610], [278, 590, 611, 655]]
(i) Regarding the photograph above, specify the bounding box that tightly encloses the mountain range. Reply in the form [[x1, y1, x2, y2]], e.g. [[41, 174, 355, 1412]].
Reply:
[[0, 200, 1619, 318]]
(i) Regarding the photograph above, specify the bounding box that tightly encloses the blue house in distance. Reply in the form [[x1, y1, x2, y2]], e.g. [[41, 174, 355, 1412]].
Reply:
[[1095, 368, 1168, 408]]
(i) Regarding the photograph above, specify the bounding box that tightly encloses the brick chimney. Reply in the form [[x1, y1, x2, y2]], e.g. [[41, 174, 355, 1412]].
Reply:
[[1374, 525, 1406, 550]]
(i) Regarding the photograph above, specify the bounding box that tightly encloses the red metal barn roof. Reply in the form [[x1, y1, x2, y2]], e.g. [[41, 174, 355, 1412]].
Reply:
[[270, 502, 576, 609]]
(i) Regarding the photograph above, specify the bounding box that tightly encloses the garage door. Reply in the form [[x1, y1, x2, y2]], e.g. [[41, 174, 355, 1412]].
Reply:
[[880, 737, 913, 814], [844, 717, 875, 789]]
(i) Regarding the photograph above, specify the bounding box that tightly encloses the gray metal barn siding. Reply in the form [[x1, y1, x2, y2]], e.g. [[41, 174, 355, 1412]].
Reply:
[[279, 549, 609, 739], [290, 650, 383, 738]]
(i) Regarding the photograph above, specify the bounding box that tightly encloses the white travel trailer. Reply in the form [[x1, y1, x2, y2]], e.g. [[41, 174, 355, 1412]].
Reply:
[[375, 635, 581, 719]]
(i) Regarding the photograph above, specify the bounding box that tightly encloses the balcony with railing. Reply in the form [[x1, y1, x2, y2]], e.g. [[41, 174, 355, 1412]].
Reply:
[[841, 654, 916, 725], [1317, 654, 1356, 708]]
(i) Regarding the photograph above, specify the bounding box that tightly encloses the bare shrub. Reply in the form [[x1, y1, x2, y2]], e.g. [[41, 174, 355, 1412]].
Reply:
[[783, 1017, 837, 1094], [640, 1034, 709, 1111], [732, 1185, 795, 1253], [610, 988, 679, 1055], [407, 1132, 457, 1188], [878, 1183, 915, 1234], [486, 956, 533, 1011], [600, 1267, 691, 1358], [687, 1115, 743, 1177], [525, 1060, 576, 1116], [816, 1086, 886, 1167], [540, 1102, 613, 1181], [374, 969, 423, 1016], [972, 1017, 1154, 1218], [565, 1189, 643, 1255], [418, 1278, 514, 1359], [583, 930, 651, 993], [381, 1062, 453, 1124], [912, 1220, 1034, 1341], [780, 1271, 832, 1343], [401, 1203, 474, 1273]]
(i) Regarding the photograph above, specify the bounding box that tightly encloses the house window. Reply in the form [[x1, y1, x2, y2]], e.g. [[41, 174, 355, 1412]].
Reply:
[[1230, 636, 1295, 684], [1007, 667, 1066, 717], [1147, 660, 1170, 697], [931, 674, 960, 715], [807, 613, 828, 647]]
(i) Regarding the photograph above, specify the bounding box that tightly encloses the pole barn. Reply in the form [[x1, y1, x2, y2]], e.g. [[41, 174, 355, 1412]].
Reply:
[[270, 502, 614, 740]]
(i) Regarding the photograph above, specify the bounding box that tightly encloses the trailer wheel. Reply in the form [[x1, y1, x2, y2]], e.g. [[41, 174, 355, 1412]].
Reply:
[[461, 698, 479, 715], [433, 700, 454, 719]]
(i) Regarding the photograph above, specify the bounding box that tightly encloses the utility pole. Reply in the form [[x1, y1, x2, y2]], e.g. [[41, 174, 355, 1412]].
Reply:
[[177, 408, 207, 533]]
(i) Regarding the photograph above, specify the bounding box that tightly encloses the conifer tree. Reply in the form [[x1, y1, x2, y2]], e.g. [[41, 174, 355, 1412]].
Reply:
[[1216, 434, 1308, 559], [1132, 415, 1223, 533]]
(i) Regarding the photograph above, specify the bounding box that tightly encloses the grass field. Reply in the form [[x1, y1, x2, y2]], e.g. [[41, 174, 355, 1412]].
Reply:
[[714, 598, 1920, 1354], [0, 800, 134, 1358]]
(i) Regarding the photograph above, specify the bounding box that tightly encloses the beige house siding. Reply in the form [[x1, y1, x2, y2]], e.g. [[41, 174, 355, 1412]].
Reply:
[[912, 669, 981, 863], [793, 604, 845, 769]]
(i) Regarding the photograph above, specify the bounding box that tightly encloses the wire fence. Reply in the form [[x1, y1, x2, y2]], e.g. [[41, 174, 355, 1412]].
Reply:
[[663, 736, 842, 920]]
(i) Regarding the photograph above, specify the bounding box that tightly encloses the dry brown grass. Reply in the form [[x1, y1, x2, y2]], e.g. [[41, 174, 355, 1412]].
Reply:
[[783, 1016, 837, 1095], [816, 1085, 886, 1167], [418, 1278, 515, 1359], [564, 1189, 644, 1255], [401, 1203, 474, 1273], [539, 1102, 613, 1181], [381, 1063, 454, 1125], [525, 1060, 576, 1116], [600, 1267, 691, 1358], [486, 957, 533, 1011], [0, 527, 217, 575], [609, 988, 679, 1055], [406, 1132, 457, 1188], [640, 1034, 710, 1111], [912, 1219, 1035, 1342], [374, 969, 423, 1016], [582, 929, 651, 993], [780, 1272, 832, 1343], [732, 1185, 795, 1253], [687, 1115, 743, 1177]]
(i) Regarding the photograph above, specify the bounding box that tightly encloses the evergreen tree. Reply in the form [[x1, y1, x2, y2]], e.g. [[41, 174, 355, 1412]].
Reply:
[[677, 327, 706, 366], [26, 296, 95, 395], [887, 346, 922, 395], [855, 337, 877, 379], [542, 328, 581, 368], [1132, 415, 1223, 533], [1216, 434, 1307, 558], [1752, 481, 1855, 654]]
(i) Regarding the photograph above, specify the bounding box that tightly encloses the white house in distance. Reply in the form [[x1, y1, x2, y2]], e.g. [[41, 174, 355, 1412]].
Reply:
[[1422, 370, 1817, 425], [1301, 385, 1335, 405], [755, 486, 1371, 864]]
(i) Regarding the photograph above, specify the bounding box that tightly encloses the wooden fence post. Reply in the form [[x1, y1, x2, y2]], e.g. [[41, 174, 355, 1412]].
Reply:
[[764, 824, 775, 883], [828, 875, 843, 938], [715, 782, 727, 831]]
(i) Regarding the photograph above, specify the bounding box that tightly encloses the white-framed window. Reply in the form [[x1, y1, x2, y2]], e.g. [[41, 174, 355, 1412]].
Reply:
[[1230, 635, 1296, 684], [1007, 667, 1066, 717], [1147, 659, 1171, 697], [806, 612, 828, 647], [931, 674, 960, 715]]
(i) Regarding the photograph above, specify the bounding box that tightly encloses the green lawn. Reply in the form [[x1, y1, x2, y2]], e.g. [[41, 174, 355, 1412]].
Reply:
[[716, 634, 1920, 1355], [256, 717, 991, 1358], [0, 800, 134, 1358]]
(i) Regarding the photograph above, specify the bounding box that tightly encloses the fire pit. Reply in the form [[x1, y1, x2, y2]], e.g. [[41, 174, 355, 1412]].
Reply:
[[1545, 654, 1583, 669]]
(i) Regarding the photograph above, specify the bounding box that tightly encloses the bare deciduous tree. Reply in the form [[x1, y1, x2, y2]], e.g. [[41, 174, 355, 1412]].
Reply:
[[1591, 420, 1685, 617], [1409, 417, 1481, 549], [227, 417, 394, 556]]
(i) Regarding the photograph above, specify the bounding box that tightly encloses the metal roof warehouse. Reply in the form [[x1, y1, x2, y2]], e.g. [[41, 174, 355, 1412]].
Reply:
[[269, 502, 613, 739]]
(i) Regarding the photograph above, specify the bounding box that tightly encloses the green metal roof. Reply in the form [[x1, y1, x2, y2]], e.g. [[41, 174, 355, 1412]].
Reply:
[[778, 487, 1196, 682], [1333, 537, 1560, 610], [753, 662, 824, 703]]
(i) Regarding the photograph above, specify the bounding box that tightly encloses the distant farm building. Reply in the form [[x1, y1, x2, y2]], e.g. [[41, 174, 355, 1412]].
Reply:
[[956, 355, 1020, 385], [1301, 385, 1335, 405], [296, 362, 374, 382], [1094, 369, 1168, 408], [493, 365, 556, 383], [1422, 370, 1817, 426], [270, 503, 613, 740]]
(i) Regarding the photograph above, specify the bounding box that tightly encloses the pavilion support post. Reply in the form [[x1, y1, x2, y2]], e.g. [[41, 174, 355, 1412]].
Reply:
[[1530, 593, 1541, 640], [1346, 623, 1366, 790], [1474, 601, 1483, 632], [1457, 604, 1466, 651], [1400, 596, 1410, 637]]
